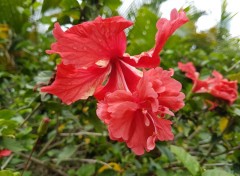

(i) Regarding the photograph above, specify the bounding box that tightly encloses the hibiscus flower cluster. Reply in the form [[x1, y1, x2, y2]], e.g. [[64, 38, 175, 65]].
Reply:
[[178, 62, 238, 107], [41, 9, 189, 155]]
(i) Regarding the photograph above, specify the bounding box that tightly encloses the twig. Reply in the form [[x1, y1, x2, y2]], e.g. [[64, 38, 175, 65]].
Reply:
[[21, 137, 40, 176], [48, 139, 66, 149], [52, 158, 112, 169], [20, 103, 42, 127], [17, 95, 40, 112], [188, 126, 202, 140], [38, 115, 59, 157], [60, 131, 107, 137], [204, 163, 233, 167], [200, 117, 234, 165], [227, 60, 240, 72], [18, 153, 68, 176], [38, 136, 56, 157], [211, 145, 240, 157], [1, 154, 14, 170]]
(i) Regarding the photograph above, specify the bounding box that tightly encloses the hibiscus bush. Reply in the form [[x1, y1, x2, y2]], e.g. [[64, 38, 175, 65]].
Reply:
[[0, 0, 239, 176]]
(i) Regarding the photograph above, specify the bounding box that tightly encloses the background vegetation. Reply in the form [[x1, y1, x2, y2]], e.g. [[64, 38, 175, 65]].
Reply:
[[0, 0, 239, 175]]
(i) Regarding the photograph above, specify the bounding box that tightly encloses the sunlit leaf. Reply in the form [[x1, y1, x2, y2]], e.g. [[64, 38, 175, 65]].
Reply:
[[219, 117, 228, 132], [170, 145, 200, 176], [202, 168, 234, 176], [0, 109, 15, 120]]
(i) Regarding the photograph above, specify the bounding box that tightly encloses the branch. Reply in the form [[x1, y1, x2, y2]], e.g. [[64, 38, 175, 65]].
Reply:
[[211, 145, 240, 157], [204, 163, 233, 167], [53, 158, 112, 169], [60, 131, 107, 137], [1, 154, 14, 170], [18, 153, 68, 176], [20, 102, 42, 127]]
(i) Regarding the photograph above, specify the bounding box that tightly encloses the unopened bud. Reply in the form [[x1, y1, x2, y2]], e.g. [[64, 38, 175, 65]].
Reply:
[[37, 117, 50, 137]]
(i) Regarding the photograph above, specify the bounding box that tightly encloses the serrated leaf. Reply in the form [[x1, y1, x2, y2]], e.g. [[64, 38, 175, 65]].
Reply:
[[202, 168, 234, 176], [170, 145, 200, 176]]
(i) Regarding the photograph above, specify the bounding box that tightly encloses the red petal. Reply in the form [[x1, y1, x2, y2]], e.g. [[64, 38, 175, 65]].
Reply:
[[154, 9, 188, 55], [178, 62, 198, 81], [155, 118, 174, 141], [146, 135, 156, 151], [142, 68, 185, 112], [41, 63, 110, 104], [94, 61, 141, 100], [47, 16, 133, 68], [159, 92, 185, 111], [0, 149, 12, 157], [126, 113, 153, 155], [97, 90, 137, 125], [122, 51, 160, 68]]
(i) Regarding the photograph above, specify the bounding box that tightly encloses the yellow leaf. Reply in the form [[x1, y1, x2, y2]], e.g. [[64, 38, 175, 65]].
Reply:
[[97, 162, 122, 173], [82, 106, 89, 113], [219, 117, 228, 132], [58, 124, 65, 133], [0, 24, 10, 40], [177, 126, 183, 132], [84, 138, 90, 144]]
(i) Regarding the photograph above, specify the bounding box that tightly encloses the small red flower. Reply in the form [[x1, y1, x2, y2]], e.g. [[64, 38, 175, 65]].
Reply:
[[97, 68, 185, 155], [41, 9, 188, 104], [0, 149, 11, 158], [178, 62, 238, 104]]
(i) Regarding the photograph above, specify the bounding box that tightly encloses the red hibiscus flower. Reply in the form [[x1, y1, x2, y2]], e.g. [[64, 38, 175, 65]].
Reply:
[[0, 149, 11, 158], [97, 68, 185, 155], [178, 62, 238, 104], [41, 9, 188, 104]]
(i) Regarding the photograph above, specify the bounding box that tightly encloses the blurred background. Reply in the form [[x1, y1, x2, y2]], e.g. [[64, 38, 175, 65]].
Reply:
[[0, 0, 240, 176]]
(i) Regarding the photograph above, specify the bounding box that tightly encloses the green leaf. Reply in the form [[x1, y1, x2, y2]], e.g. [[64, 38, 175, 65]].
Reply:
[[228, 72, 240, 82], [127, 7, 158, 55], [2, 137, 26, 152], [0, 109, 15, 120], [34, 71, 53, 85], [77, 164, 95, 176], [41, 0, 62, 13], [103, 0, 121, 10], [170, 145, 200, 176], [0, 0, 29, 33], [202, 169, 234, 176], [233, 108, 240, 116], [57, 145, 78, 162], [0, 170, 20, 176], [0, 119, 17, 136]]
